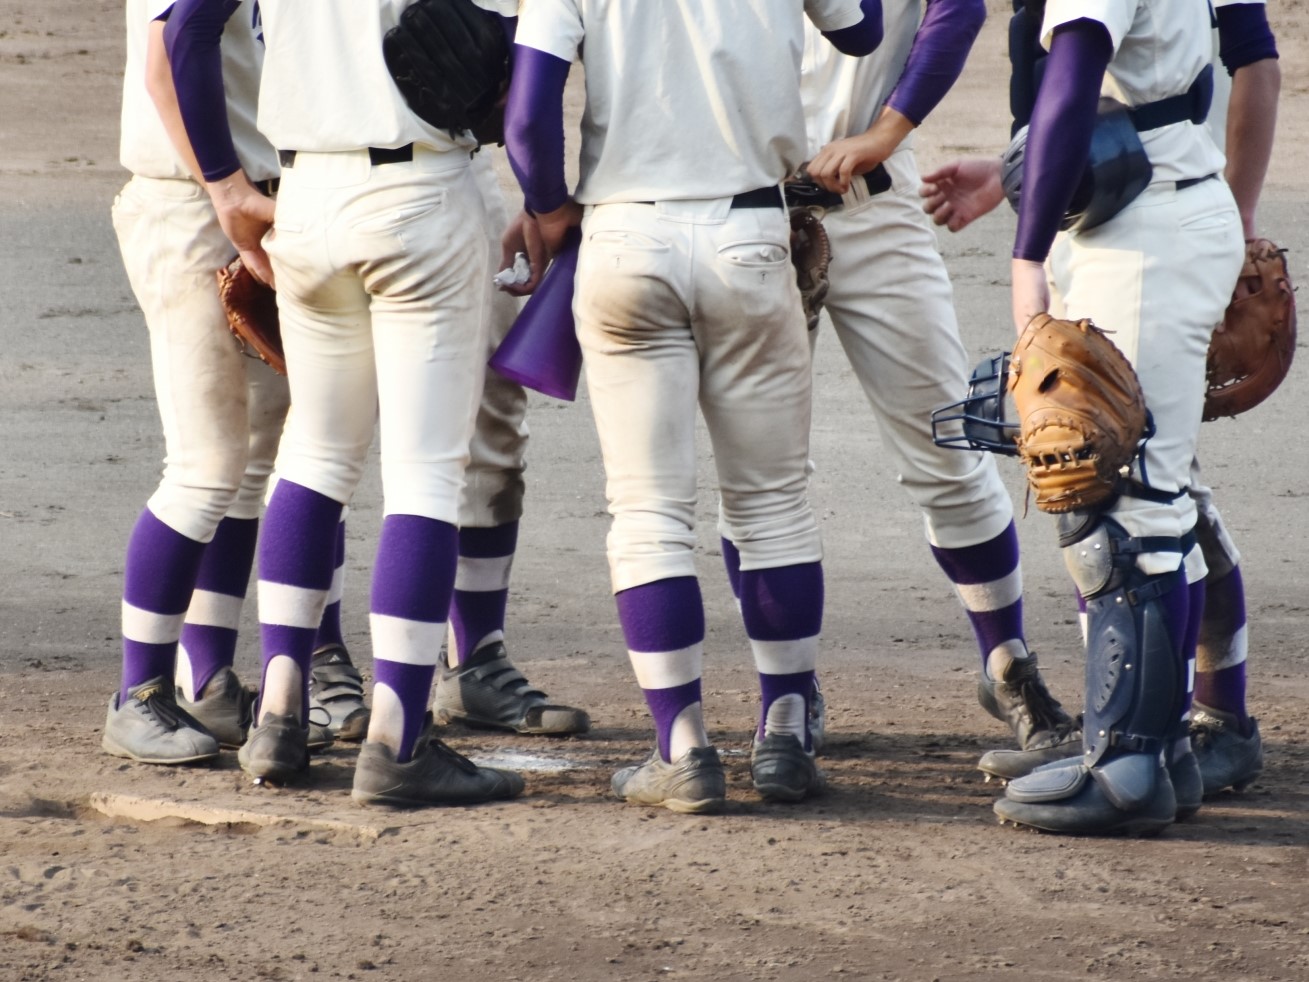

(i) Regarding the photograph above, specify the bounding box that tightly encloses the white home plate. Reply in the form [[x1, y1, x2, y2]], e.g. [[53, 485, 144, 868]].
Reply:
[[474, 749, 578, 773]]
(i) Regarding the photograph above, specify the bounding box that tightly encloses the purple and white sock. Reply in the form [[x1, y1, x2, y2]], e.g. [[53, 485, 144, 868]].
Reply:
[[1195, 565, 1250, 730], [929, 522, 1026, 677], [720, 538, 743, 606], [739, 562, 823, 749], [1178, 579, 1205, 724], [369, 515, 458, 761], [448, 521, 518, 666], [616, 576, 707, 763], [313, 515, 348, 652], [121, 508, 207, 701], [177, 516, 258, 701], [257, 481, 343, 721]]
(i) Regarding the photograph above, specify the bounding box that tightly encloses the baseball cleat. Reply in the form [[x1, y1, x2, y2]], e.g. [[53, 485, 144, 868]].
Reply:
[[1190, 704, 1264, 796], [350, 715, 524, 808], [308, 644, 370, 741], [102, 677, 221, 765], [977, 651, 1080, 754], [178, 666, 256, 749], [432, 642, 590, 736], [751, 732, 826, 803], [238, 712, 310, 784], [611, 746, 727, 814], [993, 752, 1177, 837], [808, 678, 827, 755]]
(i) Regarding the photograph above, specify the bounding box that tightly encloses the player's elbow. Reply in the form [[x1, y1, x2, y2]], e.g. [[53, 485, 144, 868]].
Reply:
[[823, 0, 884, 57]]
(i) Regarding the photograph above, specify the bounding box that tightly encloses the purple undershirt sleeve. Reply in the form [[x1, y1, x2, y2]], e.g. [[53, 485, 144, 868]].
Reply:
[[163, 0, 242, 182], [1013, 20, 1113, 263], [1215, 4, 1278, 75], [822, 0, 884, 57], [885, 0, 986, 126], [504, 45, 571, 215]]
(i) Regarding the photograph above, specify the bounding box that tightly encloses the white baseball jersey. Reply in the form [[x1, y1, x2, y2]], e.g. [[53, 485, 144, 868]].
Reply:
[[119, 0, 276, 181], [1042, 0, 1227, 184], [515, 0, 866, 204], [255, 0, 517, 153], [799, 1, 920, 155]]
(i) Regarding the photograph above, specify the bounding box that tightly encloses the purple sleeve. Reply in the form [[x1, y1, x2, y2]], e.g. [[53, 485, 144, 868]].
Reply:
[[1013, 20, 1112, 263], [503, 45, 571, 215], [163, 0, 242, 182], [885, 0, 986, 126], [1215, 4, 1278, 75], [822, 0, 884, 57]]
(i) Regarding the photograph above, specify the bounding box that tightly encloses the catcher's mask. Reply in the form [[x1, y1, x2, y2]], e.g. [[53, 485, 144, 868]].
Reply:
[[1002, 99, 1153, 233], [930, 353, 1020, 456]]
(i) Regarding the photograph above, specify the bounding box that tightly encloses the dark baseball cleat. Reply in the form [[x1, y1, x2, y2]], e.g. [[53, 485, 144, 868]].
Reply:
[[433, 642, 590, 736], [179, 666, 255, 749], [308, 644, 370, 742], [977, 651, 1080, 753], [1190, 704, 1263, 796], [978, 738, 1082, 783], [611, 746, 727, 814], [993, 752, 1177, 837], [809, 678, 827, 755], [238, 712, 310, 784], [751, 732, 827, 803], [102, 677, 221, 765], [351, 716, 525, 808]]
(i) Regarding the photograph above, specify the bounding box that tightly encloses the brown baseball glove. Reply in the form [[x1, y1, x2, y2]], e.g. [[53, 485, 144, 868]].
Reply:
[[216, 257, 285, 376], [1008, 313, 1147, 513], [789, 207, 831, 332], [1203, 237, 1296, 421]]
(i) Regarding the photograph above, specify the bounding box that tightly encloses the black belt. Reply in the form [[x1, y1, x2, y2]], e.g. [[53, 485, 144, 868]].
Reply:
[[277, 145, 415, 169], [784, 163, 892, 210], [1175, 174, 1217, 191], [253, 177, 280, 196], [632, 185, 784, 209]]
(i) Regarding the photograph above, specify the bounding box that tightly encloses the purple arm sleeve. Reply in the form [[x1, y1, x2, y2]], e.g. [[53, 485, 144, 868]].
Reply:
[[1216, 4, 1278, 75], [1013, 20, 1112, 263], [504, 45, 572, 215], [163, 0, 241, 182], [885, 0, 986, 126], [822, 0, 884, 57]]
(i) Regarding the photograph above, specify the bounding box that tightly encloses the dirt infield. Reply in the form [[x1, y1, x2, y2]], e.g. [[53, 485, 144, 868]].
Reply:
[[1, 3, 1307, 980]]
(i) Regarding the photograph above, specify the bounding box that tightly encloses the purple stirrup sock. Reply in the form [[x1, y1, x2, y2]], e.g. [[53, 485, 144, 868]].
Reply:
[[1195, 565, 1250, 728], [313, 518, 347, 651], [121, 509, 208, 700], [617, 577, 706, 762], [370, 515, 458, 761], [258, 482, 343, 718], [1178, 579, 1206, 721], [449, 521, 519, 665], [180, 516, 258, 697], [739, 562, 823, 746], [929, 522, 1025, 670], [720, 537, 743, 601]]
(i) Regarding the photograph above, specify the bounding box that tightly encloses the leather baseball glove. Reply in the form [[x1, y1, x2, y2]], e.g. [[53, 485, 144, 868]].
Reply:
[[216, 257, 285, 376], [1203, 237, 1297, 421], [1008, 313, 1147, 513], [382, 0, 509, 138], [789, 208, 832, 332]]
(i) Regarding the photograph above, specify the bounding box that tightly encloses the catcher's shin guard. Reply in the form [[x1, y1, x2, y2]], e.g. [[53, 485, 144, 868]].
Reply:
[[995, 515, 1186, 835]]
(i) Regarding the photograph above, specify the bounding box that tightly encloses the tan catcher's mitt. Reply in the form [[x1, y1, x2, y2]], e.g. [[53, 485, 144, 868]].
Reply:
[[1008, 313, 1147, 513], [216, 257, 285, 376], [1203, 237, 1296, 421], [789, 208, 831, 332]]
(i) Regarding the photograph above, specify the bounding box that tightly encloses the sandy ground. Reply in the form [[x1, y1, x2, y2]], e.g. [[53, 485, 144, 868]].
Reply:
[[2, 2, 1308, 980]]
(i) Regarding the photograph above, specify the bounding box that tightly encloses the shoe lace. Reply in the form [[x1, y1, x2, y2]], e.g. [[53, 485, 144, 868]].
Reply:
[[135, 682, 192, 732], [1010, 657, 1074, 733], [423, 734, 479, 774]]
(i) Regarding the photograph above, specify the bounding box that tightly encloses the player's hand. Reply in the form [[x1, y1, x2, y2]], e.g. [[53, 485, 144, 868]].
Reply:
[[806, 132, 892, 195], [499, 210, 548, 297], [206, 172, 277, 287], [535, 198, 583, 257], [1011, 258, 1049, 337], [920, 157, 1005, 232]]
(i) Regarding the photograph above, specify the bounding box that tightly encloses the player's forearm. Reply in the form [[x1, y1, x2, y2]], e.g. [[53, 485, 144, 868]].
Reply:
[[884, 0, 986, 126], [1225, 58, 1279, 238], [504, 45, 571, 215], [144, 19, 205, 185], [823, 0, 884, 57], [1012, 21, 1112, 263], [163, 0, 242, 183]]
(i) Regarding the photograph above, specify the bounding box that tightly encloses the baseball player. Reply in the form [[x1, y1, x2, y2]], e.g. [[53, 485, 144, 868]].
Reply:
[[921, 1, 1279, 800], [982, 0, 1243, 835], [715, 0, 1080, 768], [504, 0, 884, 812], [165, 0, 525, 806]]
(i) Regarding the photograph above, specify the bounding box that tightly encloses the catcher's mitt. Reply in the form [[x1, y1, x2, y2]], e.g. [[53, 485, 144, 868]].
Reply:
[[1203, 238, 1297, 421], [1008, 313, 1147, 513], [216, 257, 285, 376], [789, 208, 831, 332], [382, 0, 509, 137]]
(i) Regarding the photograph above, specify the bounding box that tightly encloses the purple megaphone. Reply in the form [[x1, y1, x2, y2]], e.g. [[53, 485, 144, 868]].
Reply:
[[489, 227, 584, 401]]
